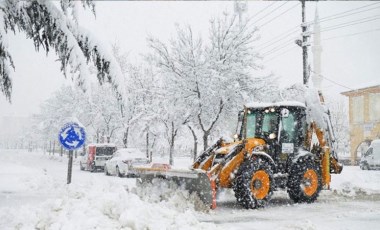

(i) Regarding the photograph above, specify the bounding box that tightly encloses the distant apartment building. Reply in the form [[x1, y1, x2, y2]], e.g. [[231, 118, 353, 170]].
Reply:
[[341, 85, 380, 164]]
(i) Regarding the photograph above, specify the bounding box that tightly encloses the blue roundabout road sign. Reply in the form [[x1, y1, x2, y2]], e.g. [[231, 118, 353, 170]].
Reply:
[[58, 122, 86, 150]]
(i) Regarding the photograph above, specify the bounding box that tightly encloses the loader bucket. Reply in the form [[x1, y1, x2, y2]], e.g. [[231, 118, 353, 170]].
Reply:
[[135, 166, 217, 209]]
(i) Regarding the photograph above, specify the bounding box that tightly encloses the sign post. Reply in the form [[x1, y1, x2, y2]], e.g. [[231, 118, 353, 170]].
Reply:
[[58, 122, 86, 184], [67, 150, 73, 184]]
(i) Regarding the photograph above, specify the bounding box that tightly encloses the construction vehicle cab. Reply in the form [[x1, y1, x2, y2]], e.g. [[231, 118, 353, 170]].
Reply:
[[240, 102, 307, 167], [137, 101, 342, 209]]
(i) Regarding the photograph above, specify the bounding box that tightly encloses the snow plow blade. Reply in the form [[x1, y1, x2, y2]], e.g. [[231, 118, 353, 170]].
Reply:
[[135, 166, 217, 209]]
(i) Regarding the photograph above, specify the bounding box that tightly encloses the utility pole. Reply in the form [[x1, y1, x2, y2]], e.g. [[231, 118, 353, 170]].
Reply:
[[301, 0, 309, 85], [296, 0, 310, 85]]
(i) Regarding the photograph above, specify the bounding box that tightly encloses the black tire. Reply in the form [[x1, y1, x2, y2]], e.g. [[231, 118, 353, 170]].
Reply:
[[80, 162, 84, 171], [90, 162, 96, 173], [233, 157, 274, 209], [104, 165, 110, 176], [287, 157, 322, 203], [360, 163, 368, 170], [116, 166, 123, 177]]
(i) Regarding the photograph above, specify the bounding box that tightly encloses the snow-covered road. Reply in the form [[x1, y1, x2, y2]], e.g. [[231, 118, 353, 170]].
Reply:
[[1, 149, 380, 229]]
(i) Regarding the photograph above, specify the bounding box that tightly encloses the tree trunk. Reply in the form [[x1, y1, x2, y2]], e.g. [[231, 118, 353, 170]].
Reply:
[[123, 126, 129, 148], [52, 140, 55, 155], [49, 140, 52, 155], [146, 131, 149, 159], [169, 141, 174, 165], [203, 131, 209, 151], [188, 125, 198, 162]]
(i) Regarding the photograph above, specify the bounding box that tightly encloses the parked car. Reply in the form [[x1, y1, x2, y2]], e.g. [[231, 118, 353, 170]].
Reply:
[[360, 139, 380, 170], [104, 148, 149, 177], [80, 143, 117, 172]]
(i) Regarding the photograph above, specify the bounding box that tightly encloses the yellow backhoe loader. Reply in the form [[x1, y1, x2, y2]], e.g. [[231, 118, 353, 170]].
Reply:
[[135, 100, 343, 209]]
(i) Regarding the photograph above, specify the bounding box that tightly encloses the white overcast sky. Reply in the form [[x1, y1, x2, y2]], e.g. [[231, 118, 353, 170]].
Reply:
[[1, 0, 380, 117]]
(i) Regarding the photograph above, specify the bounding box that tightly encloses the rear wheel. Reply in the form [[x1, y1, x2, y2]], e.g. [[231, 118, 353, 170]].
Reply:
[[233, 158, 274, 209], [287, 157, 322, 203], [80, 162, 84, 171], [361, 162, 370, 170], [116, 166, 123, 177]]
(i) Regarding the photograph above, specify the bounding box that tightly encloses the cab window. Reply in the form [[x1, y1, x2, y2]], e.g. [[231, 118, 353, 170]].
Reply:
[[280, 113, 295, 143], [246, 112, 256, 138], [262, 112, 278, 134]]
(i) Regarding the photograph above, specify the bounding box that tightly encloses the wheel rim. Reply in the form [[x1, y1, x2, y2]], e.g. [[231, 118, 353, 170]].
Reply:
[[302, 169, 318, 196], [250, 170, 270, 200]]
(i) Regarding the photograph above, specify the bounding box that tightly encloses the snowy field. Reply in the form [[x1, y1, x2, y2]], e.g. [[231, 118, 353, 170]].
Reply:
[[1, 149, 380, 230]]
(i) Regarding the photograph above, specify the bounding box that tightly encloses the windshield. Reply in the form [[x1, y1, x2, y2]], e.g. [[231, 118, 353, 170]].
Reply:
[[262, 110, 279, 134], [244, 108, 279, 139], [96, 147, 116, 156]]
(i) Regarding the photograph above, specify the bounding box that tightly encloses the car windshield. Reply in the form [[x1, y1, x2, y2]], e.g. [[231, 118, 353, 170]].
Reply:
[[96, 147, 115, 156]]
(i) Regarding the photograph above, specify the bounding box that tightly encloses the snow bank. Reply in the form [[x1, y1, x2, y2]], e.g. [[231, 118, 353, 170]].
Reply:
[[331, 166, 380, 197], [0, 151, 215, 230]]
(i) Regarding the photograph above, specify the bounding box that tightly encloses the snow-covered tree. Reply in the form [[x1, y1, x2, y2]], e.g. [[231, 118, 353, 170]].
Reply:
[[34, 85, 93, 153], [326, 98, 350, 155], [0, 0, 126, 102], [90, 84, 123, 143], [147, 13, 277, 152]]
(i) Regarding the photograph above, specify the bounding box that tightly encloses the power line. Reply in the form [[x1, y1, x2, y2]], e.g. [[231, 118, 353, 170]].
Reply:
[[323, 28, 380, 41], [250, 1, 278, 21], [321, 16, 380, 33], [256, 25, 299, 50], [310, 70, 354, 91], [262, 15, 380, 59], [258, 2, 300, 28], [308, 2, 380, 25], [254, 1, 289, 24], [318, 5, 380, 25], [258, 2, 380, 53], [258, 3, 379, 50], [260, 2, 380, 64], [261, 37, 296, 56], [263, 46, 297, 63]]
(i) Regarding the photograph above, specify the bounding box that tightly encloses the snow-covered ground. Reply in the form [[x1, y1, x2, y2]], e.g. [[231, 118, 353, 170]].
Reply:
[[1, 149, 380, 230]]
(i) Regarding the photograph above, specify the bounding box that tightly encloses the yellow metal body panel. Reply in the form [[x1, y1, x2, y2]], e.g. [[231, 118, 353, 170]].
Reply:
[[218, 138, 266, 188]]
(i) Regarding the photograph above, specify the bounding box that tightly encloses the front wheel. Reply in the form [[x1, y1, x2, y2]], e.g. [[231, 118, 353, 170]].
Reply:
[[104, 165, 110, 176], [90, 162, 96, 173], [233, 158, 274, 209], [287, 157, 322, 203], [116, 166, 123, 177]]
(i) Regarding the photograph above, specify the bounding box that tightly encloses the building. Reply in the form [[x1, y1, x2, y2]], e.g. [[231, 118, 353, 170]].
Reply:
[[341, 85, 380, 164]]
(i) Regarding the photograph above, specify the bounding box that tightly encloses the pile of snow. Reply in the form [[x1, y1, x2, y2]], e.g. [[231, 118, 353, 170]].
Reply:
[[0, 150, 215, 230], [331, 166, 380, 197], [2, 150, 380, 229]]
